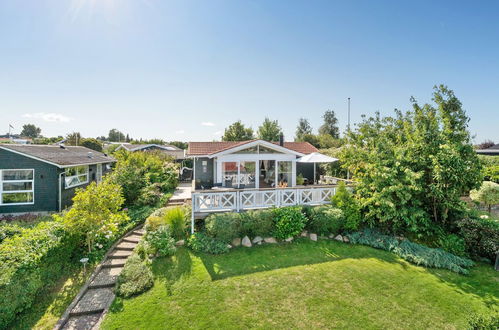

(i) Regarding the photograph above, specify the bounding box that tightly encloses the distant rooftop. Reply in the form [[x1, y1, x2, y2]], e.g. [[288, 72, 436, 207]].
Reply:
[[0, 144, 116, 167]]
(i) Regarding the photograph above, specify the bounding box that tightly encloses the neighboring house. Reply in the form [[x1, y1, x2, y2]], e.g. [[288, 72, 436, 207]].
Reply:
[[0, 134, 32, 144], [187, 138, 318, 190], [116, 143, 185, 160], [476, 144, 499, 156], [0, 144, 115, 215]]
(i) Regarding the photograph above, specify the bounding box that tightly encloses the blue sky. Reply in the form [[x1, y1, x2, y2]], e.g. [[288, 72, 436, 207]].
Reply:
[[1, 0, 498, 142]]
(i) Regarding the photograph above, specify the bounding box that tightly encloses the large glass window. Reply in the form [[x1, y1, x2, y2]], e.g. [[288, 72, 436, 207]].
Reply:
[[65, 166, 89, 188], [277, 161, 292, 187], [259, 160, 276, 188], [1, 169, 34, 205], [239, 161, 256, 188], [222, 162, 238, 188]]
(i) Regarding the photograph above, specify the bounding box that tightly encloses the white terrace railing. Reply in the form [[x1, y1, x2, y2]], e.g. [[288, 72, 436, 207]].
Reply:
[[192, 186, 337, 214]]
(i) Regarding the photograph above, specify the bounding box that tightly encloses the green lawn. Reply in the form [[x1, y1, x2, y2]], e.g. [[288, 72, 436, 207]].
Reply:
[[102, 239, 498, 329]]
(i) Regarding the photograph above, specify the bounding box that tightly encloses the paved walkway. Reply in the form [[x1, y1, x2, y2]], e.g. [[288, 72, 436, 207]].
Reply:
[[169, 182, 192, 204], [55, 228, 145, 330]]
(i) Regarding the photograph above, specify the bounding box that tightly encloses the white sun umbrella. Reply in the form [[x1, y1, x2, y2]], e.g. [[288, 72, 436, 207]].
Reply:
[[297, 152, 339, 184]]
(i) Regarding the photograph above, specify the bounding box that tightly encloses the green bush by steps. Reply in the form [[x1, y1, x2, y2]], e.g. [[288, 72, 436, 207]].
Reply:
[[347, 229, 474, 274], [306, 206, 345, 236], [272, 206, 308, 239], [116, 254, 154, 298], [0, 221, 79, 328], [188, 232, 229, 254]]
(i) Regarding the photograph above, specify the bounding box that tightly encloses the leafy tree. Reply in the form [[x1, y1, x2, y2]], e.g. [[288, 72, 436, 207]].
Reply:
[[297, 133, 320, 148], [20, 124, 41, 139], [168, 141, 188, 149], [65, 132, 82, 146], [295, 118, 312, 141], [317, 133, 343, 149], [341, 85, 482, 236], [80, 138, 103, 152], [108, 129, 126, 142], [59, 180, 128, 253], [318, 110, 340, 138], [470, 181, 499, 213], [222, 121, 254, 141], [257, 118, 282, 141], [33, 136, 64, 145], [125, 134, 131, 143]]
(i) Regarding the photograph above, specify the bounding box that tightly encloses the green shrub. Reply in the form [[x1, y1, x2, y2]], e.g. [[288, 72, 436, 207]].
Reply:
[[0, 221, 78, 328], [470, 181, 499, 213], [0, 224, 25, 244], [188, 232, 229, 254], [296, 173, 305, 185], [116, 254, 154, 298], [162, 207, 187, 240], [457, 216, 499, 263], [272, 206, 307, 239], [347, 229, 474, 274], [438, 234, 467, 257], [467, 310, 499, 330], [145, 225, 176, 257], [307, 206, 345, 235], [205, 212, 242, 243], [240, 209, 275, 238], [134, 240, 154, 261], [331, 181, 361, 230]]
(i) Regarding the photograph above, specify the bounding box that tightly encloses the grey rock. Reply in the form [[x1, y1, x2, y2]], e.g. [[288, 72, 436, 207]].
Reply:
[[343, 236, 350, 243], [334, 235, 343, 241], [175, 239, 185, 246], [264, 237, 277, 244], [242, 236, 252, 247], [329, 234, 335, 239], [231, 237, 242, 247], [227, 244, 232, 249], [285, 237, 294, 242], [252, 236, 263, 244], [300, 231, 308, 237], [309, 233, 318, 241]]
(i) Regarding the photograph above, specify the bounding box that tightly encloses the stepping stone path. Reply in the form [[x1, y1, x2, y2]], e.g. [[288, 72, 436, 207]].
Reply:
[[56, 227, 145, 330]]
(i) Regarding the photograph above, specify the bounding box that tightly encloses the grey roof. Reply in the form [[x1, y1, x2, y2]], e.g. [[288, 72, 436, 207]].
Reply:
[[0, 144, 116, 167], [119, 144, 181, 151], [476, 144, 499, 155]]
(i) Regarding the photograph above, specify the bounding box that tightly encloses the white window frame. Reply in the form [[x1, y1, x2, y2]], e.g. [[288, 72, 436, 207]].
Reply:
[[64, 165, 89, 189], [0, 169, 35, 206]]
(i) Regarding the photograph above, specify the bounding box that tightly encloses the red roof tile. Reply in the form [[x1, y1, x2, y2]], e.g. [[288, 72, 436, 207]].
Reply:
[[187, 140, 318, 156]]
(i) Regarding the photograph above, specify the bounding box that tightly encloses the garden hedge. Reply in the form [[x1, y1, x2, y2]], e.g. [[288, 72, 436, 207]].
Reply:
[[0, 221, 79, 328]]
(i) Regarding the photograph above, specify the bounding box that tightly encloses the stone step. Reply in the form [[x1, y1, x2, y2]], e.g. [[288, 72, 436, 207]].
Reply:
[[70, 288, 114, 316], [122, 237, 140, 244], [107, 249, 133, 259], [132, 229, 145, 236], [62, 313, 101, 330], [115, 241, 136, 251], [102, 258, 126, 268], [89, 267, 122, 289]]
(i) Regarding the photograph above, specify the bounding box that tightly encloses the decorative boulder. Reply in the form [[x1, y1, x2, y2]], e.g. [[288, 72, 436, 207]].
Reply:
[[334, 235, 343, 242], [309, 233, 318, 241], [300, 231, 308, 237], [175, 240, 185, 246], [252, 236, 263, 244], [227, 244, 232, 249], [343, 236, 350, 243], [232, 237, 242, 247], [264, 237, 277, 244], [242, 236, 252, 247], [285, 237, 294, 242], [329, 234, 335, 239]]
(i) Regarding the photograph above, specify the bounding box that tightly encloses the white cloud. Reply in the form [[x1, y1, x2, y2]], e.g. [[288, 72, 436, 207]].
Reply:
[[213, 130, 222, 136], [22, 112, 71, 123], [201, 122, 215, 127], [176, 130, 185, 134]]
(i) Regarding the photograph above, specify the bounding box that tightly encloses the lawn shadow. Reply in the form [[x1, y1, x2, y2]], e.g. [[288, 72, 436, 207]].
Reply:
[[152, 247, 193, 295], [427, 263, 499, 309], [198, 238, 407, 281]]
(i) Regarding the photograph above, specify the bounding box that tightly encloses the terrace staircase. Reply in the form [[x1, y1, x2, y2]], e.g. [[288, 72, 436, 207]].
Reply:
[[55, 228, 145, 330]]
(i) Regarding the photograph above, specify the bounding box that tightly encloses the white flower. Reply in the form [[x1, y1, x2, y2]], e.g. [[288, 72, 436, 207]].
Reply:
[[105, 235, 110, 239], [97, 243, 103, 249], [480, 215, 489, 219]]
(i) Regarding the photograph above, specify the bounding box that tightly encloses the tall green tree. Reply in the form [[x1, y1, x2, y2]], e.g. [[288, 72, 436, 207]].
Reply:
[[257, 118, 282, 141], [222, 121, 254, 141], [295, 118, 312, 141], [318, 110, 340, 138], [341, 85, 482, 236], [108, 129, 126, 142], [20, 124, 41, 139], [66, 132, 82, 146]]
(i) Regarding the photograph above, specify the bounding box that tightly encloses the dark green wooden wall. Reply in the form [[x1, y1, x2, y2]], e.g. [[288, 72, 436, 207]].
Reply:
[[193, 157, 214, 189]]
